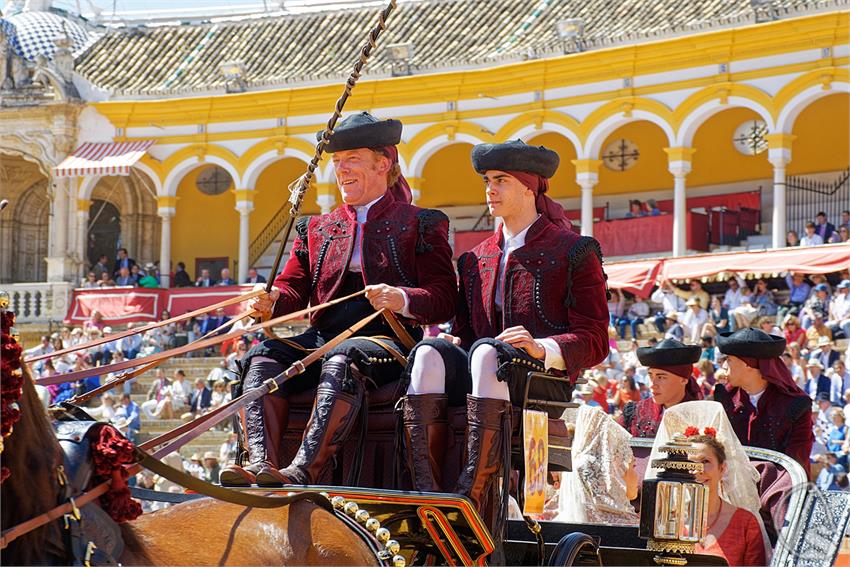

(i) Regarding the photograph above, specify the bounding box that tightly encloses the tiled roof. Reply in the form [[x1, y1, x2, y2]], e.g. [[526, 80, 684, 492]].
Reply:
[[75, 0, 844, 96]]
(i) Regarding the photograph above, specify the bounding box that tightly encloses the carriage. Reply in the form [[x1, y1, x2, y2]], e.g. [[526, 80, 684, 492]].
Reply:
[[207, 368, 850, 567]]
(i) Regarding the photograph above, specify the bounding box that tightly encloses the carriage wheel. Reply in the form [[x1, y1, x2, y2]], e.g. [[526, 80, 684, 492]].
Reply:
[[547, 532, 601, 566]]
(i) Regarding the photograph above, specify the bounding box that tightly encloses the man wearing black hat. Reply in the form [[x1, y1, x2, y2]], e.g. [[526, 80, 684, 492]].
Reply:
[[220, 112, 457, 487], [398, 140, 609, 520], [619, 338, 703, 437], [714, 328, 814, 474]]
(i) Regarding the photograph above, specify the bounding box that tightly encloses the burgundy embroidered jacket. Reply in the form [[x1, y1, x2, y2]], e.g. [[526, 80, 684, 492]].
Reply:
[[714, 383, 813, 476], [452, 216, 610, 378], [271, 193, 457, 326]]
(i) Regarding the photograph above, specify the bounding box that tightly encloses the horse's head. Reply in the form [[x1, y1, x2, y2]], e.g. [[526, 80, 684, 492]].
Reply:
[[1, 330, 64, 564]]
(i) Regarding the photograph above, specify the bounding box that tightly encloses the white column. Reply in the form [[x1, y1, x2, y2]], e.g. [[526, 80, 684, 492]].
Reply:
[[766, 134, 794, 249], [769, 157, 789, 249], [572, 159, 601, 237], [579, 183, 595, 237], [158, 209, 174, 288], [235, 200, 254, 283], [316, 194, 336, 215], [664, 148, 695, 258], [316, 182, 337, 215], [157, 196, 177, 288], [76, 199, 90, 280], [46, 177, 75, 282], [671, 171, 689, 257], [52, 179, 69, 257]]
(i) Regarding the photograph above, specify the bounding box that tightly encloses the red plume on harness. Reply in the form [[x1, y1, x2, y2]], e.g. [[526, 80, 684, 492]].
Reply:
[[90, 424, 142, 522], [1, 304, 25, 484]]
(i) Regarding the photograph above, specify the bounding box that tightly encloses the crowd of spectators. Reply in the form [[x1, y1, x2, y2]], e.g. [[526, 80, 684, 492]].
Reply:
[[595, 269, 850, 489], [79, 250, 269, 289], [27, 303, 262, 454], [786, 210, 850, 247], [623, 199, 662, 218]]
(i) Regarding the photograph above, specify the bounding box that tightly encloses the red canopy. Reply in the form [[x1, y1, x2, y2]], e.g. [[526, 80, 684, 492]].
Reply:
[[606, 243, 850, 296], [659, 243, 850, 281], [605, 259, 662, 297]]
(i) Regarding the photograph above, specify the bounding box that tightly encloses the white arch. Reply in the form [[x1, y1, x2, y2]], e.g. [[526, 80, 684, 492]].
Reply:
[[408, 133, 486, 178], [162, 156, 242, 197], [77, 163, 163, 201], [242, 148, 313, 189], [583, 110, 676, 159], [78, 175, 100, 200], [132, 162, 164, 196], [503, 123, 582, 154], [675, 97, 775, 147], [775, 82, 850, 134]]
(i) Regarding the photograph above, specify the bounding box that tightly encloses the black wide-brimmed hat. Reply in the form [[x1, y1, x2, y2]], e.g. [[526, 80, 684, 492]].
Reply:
[[636, 338, 701, 367], [471, 139, 559, 178], [716, 328, 786, 359], [320, 112, 402, 153]]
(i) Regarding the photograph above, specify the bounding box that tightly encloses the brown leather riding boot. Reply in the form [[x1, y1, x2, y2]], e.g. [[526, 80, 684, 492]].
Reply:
[[255, 360, 363, 486], [453, 395, 511, 509], [219, 395, 289, 486], [402, 393, 448, 492]]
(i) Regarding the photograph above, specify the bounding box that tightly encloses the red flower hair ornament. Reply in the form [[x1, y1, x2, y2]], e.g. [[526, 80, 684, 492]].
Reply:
[[684, 426, 716, 438]]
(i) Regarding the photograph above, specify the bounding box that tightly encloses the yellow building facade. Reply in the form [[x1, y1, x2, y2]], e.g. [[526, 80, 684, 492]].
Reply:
[[2, 5, 848, 293]]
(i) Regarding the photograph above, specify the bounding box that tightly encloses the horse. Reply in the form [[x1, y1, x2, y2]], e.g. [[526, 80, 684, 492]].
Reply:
[[1, 364, 379, 566]]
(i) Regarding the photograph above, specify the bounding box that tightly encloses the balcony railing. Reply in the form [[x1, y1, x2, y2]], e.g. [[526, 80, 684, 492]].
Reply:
[[3, 282, 72, 324]]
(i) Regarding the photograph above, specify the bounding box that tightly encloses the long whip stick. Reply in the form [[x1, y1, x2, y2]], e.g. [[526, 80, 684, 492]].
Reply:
[[263, 0, 399, 293]]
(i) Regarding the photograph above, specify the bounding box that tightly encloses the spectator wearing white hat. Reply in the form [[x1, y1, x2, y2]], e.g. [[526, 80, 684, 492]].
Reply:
[[651, 281, 686, 333], [681, 297, 708, 345], [663, 312, 684, 342], [812, 335, 841, 371], [804, 359, 831, 401], [574, 379, 601, 408], [203, 452, 221, 484]]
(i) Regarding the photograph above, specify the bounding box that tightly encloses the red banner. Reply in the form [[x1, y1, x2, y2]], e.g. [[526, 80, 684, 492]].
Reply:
[[65, 285, 254, 325]]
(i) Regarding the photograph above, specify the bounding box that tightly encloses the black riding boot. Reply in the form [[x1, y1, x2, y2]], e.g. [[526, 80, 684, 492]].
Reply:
[[255, 359, 364, 486]]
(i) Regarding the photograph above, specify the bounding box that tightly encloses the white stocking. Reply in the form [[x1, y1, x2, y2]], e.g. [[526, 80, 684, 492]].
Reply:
[[406, 345, 446, 395], [469, 344, 510, 400]]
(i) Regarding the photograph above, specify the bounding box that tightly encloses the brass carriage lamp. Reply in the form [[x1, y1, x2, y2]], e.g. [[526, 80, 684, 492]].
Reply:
[[639, 434, 709, 557]]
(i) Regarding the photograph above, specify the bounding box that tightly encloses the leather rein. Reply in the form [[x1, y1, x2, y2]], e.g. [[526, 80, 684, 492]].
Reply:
[[2, 305, 401, 550]]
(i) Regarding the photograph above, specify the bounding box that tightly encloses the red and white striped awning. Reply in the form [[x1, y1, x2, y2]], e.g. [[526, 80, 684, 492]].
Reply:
[[53, 140, 155, 178]]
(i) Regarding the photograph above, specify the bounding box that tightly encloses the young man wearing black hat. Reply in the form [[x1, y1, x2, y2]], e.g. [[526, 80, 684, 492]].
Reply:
[[220, 112, 457, 486], [399, 140, 609, 519], [619, 338, 703, 437], [714, 328, 814, 474]]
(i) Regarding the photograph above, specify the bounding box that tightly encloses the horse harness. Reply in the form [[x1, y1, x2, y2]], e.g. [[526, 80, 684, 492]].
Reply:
[[15, 410, 395, 566]]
